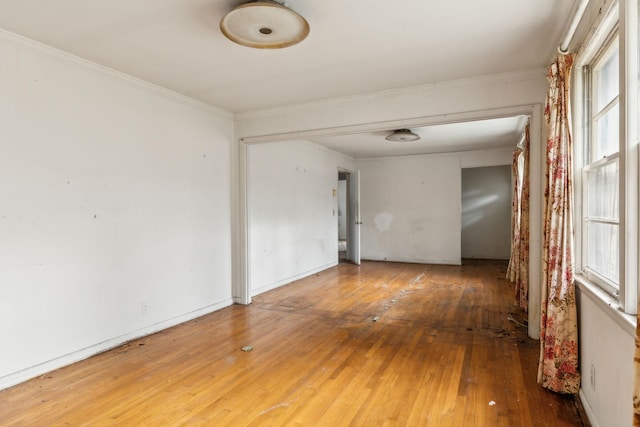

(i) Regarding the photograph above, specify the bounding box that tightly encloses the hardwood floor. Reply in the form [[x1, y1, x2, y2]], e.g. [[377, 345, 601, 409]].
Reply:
[[0, 260, 584, 426]]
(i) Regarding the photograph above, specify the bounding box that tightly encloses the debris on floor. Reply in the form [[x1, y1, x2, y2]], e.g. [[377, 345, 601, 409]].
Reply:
[[372, 316, 380, 322], [489, 400, 496, 406], [508, 313, 528, 329], [241, 345, 253, 352]]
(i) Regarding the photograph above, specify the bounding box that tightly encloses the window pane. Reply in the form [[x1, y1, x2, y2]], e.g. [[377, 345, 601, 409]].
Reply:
[[586, 160, 619, 220], [582, 31, 621, 292], [596, 44, 619, 110], [586, 221, 619, 285], [594, 103, 619, 159]]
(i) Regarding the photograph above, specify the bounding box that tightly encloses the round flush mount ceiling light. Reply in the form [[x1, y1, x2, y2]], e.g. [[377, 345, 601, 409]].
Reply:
[[220, 0, 310, 49], [385, 129, 420, 142]]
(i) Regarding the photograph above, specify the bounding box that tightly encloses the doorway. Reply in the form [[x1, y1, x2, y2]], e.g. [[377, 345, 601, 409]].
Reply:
[[337, 169, 361, 265], [461, 165, 512, 260], [338, 172, 349, 260]]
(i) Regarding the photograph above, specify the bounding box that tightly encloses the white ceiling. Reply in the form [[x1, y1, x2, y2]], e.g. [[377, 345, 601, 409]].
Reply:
[[0, 0, 575, 156], [309, 116, 529, 158]]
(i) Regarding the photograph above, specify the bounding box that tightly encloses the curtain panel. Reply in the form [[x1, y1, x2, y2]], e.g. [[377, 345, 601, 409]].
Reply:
[[635, 323, 640, 424], [538, 54, 581, 394], [635, 319, 640, 424], [506, 123, 530, 311]]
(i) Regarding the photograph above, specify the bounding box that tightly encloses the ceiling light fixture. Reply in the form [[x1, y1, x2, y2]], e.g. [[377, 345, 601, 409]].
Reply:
[[385, 129, 420, 142], [220, 0, 310, 49]]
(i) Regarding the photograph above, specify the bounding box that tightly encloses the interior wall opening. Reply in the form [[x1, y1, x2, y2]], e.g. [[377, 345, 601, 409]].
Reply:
[[337, 171, 349, 261], [461, 165, 512, 261]]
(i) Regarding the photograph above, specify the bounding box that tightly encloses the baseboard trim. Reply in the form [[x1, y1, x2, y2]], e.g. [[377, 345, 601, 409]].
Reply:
[[361, 257, 462, 266], [251, 262, 338, 297], [578, 389, 598, 427], [0, 298, 234, 391]]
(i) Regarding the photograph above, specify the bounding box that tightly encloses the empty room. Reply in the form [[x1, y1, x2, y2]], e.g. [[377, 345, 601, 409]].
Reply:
[[1, 0, 638, 426]]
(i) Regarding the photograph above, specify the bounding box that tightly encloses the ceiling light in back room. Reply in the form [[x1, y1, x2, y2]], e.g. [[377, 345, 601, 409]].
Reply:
[[220, 0, 310, 49], [385, 129, 420, 142]]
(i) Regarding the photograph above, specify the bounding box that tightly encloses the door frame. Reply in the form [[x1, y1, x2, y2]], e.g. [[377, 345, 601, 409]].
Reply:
[[338, 168, 361, 265]]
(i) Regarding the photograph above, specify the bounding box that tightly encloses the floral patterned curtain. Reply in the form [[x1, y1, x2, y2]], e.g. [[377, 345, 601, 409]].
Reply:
[[537, 54, 581, 394], [635, 324, 640, 424], [506, 123, 530, 311]]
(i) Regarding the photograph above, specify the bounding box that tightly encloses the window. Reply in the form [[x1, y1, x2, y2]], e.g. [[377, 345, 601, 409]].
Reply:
[[582, 35, 620, 296], [576, 0, 640, 315]]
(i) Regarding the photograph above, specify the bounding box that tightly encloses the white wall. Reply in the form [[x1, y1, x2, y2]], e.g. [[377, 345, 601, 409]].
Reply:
[[355, 149, 512, 266], [357, 154, 461, 264], [460, 147, 512, 169], [247, 140, 354, 296], [235, 70, 547, 140], [0, 31, 234, 389], [577, 286, 635, 427], [461, 165, 512, 260]]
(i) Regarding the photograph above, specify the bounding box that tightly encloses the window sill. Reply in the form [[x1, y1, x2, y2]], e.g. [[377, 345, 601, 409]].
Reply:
[[575, 275, 636, 337]]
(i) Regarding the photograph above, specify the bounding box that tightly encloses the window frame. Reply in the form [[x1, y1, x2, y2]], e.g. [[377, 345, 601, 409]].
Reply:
[[581, 33, 621, 296], [573, 0, 639, 316]]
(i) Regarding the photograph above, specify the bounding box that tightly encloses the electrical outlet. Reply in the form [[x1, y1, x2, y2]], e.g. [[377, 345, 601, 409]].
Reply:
[[141, 301, 149, 315], [590, 364, 596, 391]]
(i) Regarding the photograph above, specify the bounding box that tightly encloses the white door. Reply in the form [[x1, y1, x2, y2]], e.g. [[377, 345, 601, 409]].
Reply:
[[347, 170, 361, 265]]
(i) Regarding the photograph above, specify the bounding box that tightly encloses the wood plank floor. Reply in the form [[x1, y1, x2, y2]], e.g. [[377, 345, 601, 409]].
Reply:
[[0, 260, 584, 426]]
